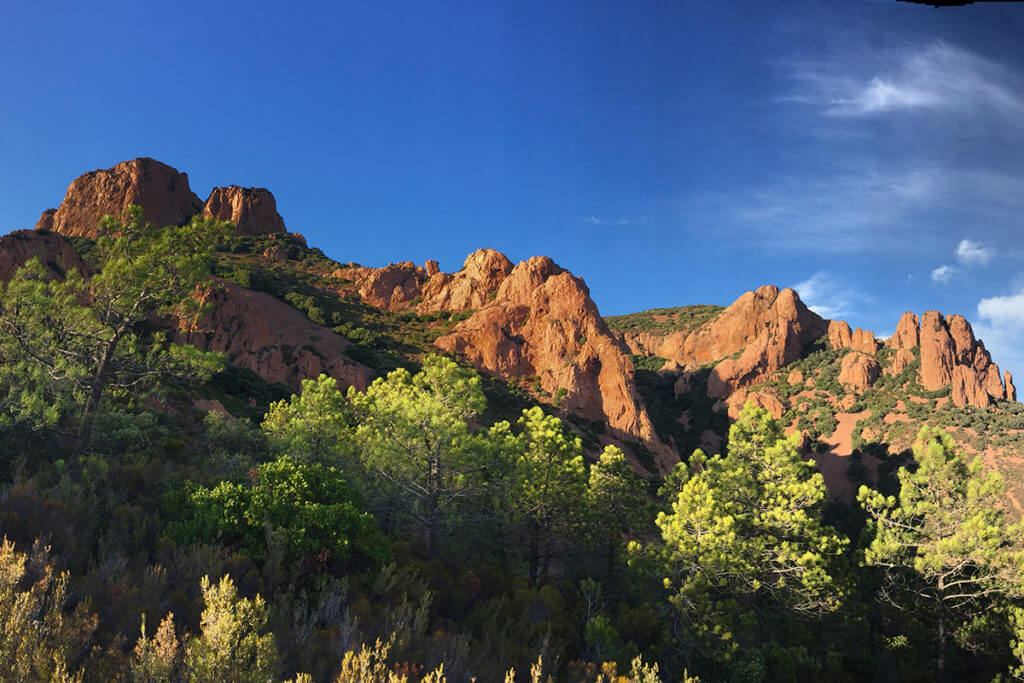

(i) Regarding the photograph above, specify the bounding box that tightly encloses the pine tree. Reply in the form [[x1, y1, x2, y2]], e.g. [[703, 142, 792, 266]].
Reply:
[[858, 425, 1024, 678], [0, 206, 225, 455]]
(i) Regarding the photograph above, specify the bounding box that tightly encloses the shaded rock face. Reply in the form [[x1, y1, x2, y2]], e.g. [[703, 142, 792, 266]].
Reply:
[[839, 352, 880, 394], [176, 281, 369, 392], [952, 364, 991, 409], [42, 158, 203, 238], [0, 230, 87, 282], [418, 249, 514, 314], [202, 186, 286, 235], [434, 255, 675, 470], [1006, 371, 1017, 402]]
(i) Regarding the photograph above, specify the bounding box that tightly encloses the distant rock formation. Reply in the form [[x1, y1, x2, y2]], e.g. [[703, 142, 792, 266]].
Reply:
[[36, 158, 289, 238], [203, 186, 286, 235], [433, 254, 675, 470], [39, 158, 203, 237]]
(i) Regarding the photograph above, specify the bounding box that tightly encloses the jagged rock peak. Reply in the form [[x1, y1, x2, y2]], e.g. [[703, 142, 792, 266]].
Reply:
[[203, 186, 286, 235], [39, 158, 203, 238]]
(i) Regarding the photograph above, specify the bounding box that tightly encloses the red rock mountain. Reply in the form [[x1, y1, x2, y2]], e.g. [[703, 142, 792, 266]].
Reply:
[[37, 158, 203, 237], [341, 251, 676, 469], [35, 158, 288, 238], [619, 285, 828, 405]]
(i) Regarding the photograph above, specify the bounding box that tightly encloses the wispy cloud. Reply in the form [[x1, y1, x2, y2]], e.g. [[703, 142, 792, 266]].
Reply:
[[955, 238, 994, 266], [583, 215, 650, 226], [784, 42, 1024, 119], [931, 265, 956, 284], [793, 271, 864, 319], [721, 167, 1024, 253]]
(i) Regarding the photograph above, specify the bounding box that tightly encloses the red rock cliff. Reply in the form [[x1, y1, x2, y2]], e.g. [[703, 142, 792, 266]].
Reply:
[[203, 186, 286, 235], [39, 158, 203, 237]]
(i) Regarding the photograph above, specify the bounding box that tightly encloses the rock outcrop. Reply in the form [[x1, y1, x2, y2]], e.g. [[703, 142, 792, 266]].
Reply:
[[888, 310, 1011, 407], [418, 249, 514, 313], [41, 158, 203, 238], [704, 287, 827, 398], [952, 364, 991, 409], [1006, 371, 1017, 402], [851, 328, 879, 354], [919, 311, 956, 391], [828, 320, 852, 350], [356, 262, 427, 312], [0, 229, 86, 282], [888, 312, 919, 350], [434, 254, 675, 470], [176, 281, 369, 392], [839, 352, 880, 394], [202, 186, 286, 235], [887, 348, 915, 377]]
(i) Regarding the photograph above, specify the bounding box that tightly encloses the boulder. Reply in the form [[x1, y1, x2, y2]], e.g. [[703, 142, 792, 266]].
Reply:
[[887, 348, 915, 377], [839, 352, 880, 394]]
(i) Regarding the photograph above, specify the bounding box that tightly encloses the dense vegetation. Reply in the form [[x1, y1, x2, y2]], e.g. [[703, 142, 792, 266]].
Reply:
[[1, 210, 1024, 681]]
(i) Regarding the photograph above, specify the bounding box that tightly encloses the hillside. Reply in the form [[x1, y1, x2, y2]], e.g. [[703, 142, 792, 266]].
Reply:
[[2, 158, 1024, 681]]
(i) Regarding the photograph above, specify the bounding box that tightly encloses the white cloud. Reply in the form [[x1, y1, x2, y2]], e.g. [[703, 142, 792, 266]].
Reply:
[[583, 215, 650, 226], [978, 291, 1024, 327], [931, 265, 956, 284], [976, 286, 1024, 379], [955, 238, 994, 266], [793, 271, 860, 319], [785, 42, 1024, 119]]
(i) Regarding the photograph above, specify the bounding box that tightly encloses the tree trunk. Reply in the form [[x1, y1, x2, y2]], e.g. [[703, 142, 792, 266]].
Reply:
[[73, 337, 118, 458], [936, 587, 946, 680], [428, 455, 440, 558], [528, 520, 540, 585]]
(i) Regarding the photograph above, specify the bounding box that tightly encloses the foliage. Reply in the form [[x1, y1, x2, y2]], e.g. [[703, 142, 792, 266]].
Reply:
[[605, 305, 724, 335], [634, 403, 847, 673], [179, 456, 389, 568], [184, 574, 278, 682], [350, 355, 496, 556], [859, 426, 1024, 677], [262, 374, 354, 464], [0, 206, 226, 454]]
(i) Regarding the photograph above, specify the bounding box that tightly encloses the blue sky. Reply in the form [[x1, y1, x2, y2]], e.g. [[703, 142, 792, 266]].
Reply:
[[2, 1, 1023, 374]]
